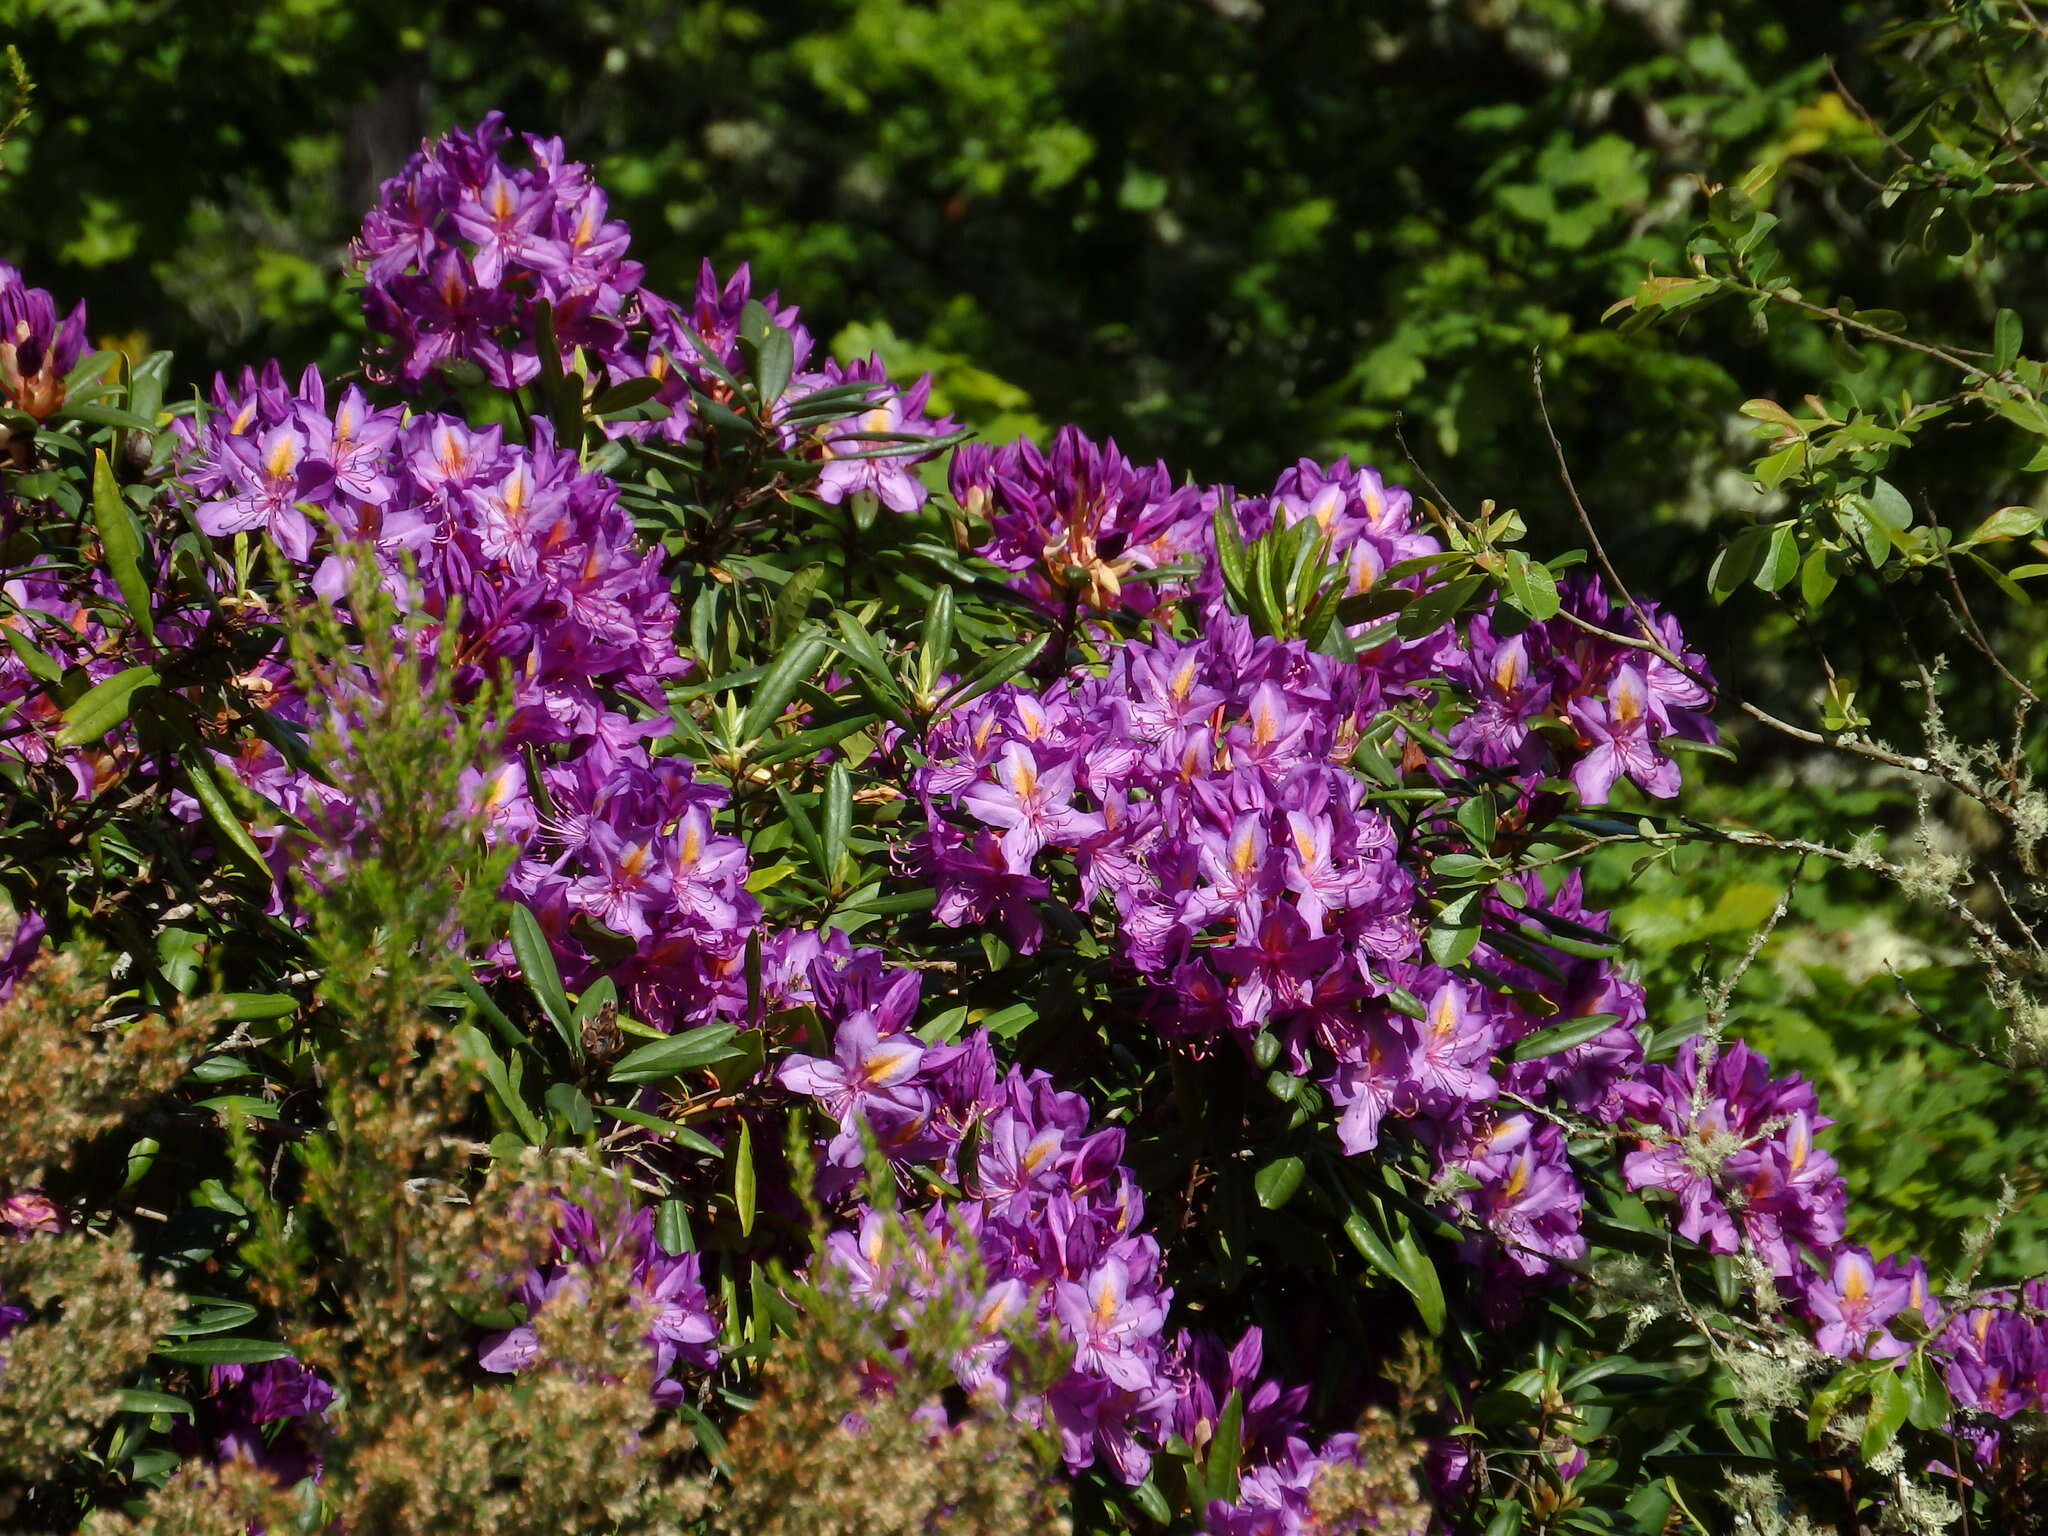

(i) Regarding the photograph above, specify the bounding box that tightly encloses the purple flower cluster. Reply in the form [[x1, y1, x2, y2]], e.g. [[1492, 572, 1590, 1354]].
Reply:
[[1939, 1281, 2048, 1418], [0, 261, 86, 422], [1617, 1038, 1847, 1278], [771, 944, 1176, 1481], [356, 112, 645, 392], [910, 585, 1707, 1302], [185, 1359, 337, 1484], [158, 358, 773, 1023], [477, 1195, 719, 1406], [951, 428, 1210, 617], [354, 116, 958, 502]]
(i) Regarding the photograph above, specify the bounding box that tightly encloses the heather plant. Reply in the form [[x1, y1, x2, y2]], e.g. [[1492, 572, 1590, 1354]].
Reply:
[[7, 29, 2048, 1536]]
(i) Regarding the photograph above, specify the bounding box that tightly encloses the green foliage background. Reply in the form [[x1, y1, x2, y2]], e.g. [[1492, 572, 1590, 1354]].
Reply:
[[6, 0, 2045, 1275]]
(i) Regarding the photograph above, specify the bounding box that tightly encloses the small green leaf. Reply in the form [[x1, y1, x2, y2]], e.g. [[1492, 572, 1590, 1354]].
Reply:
[[1861, 1368, 1910, 1461], [596, 1105, 722, 1157], [1205, 1389, 1245, 1505], [589, 375, 662, 415], [153, 1338, 295, 1367], [741, 630, 831, 745], [1995, 308, 2022, 374], [656, 1199, 695, 1255], [1799, 547, 1837, 608], [1961, 506, 2043, 547], [1, 625, 62, 685], [217, 992, 298, 1022], [56, 664, 158, 747], [1508, 1013, 1623, 1062], [178, 745, 271, 882], [115, 1389, 193, 1418], [1254, 1156, 1306, 1210], [734, 1118, 757, 1238], [92, 450, 155, 646], [608, 1024, 745, 1084], [1755, 521, 1800, 592], [1501, 551, 1561, 620], [770, 563, 827, 647], [509, 903, 579, 1061]]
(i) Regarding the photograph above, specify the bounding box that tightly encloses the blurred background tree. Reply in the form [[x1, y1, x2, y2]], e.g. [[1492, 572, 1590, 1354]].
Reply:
[[8, 0, 2048, 1275]]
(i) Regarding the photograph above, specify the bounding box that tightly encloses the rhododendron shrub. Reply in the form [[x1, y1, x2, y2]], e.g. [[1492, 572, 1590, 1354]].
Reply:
[[0, 114, 2042, 1534]]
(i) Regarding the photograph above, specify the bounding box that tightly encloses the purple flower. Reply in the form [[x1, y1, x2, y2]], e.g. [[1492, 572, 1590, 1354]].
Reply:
[[1806, 1247, 1912, 1361]]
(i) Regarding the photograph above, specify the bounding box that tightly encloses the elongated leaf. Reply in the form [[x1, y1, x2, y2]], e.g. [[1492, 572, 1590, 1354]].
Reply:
[[741, 630, 830, 744], [166, 1299, 259, 1336], [455, 1024, 547, 1144], [1205, 1389, 1245, 1505], [509, 903, 578, 1060], [57, 402, 155, 432], [734, 1118, 757, 1238], [754, 324, 796, 407], [154, 1338, 295, 1366], [178, 744, 270, 881], [609, 1024, 744, 1084], [116, 1389, 193, 1418], [92, 450, 155, 646], [770, 563, 826, 646], [1995, 308, 2022, 374], [217, 993, 298, 1022], [821, 761, 852, 889], [1508, 1013, 1622, 1062], [1, 625, 62, 686], [598, 1106, 723, 1158], [56, 664, 158, 747], [656, 1198, 695, 1255], [1501, 551, 1561, 620], [940, 633, 1049, 710]]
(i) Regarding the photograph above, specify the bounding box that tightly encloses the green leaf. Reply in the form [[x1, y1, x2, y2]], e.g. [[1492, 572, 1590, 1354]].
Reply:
[[1204, 1389, 1245, 1505], [754, 324, 796, 408], [455, 1024, 547, 1144], [1861, 1368, 1910, 1461], [167, 1299, 259, 1336], [56, 402, 156, 432], [1799, 547, 1838, 608], [178, 744, 270, 882], [1, 625, 62, 686], [509, 903, 579, 1061], [1129, 1477, 1172, 1526], [596, 1105, 722, 1157], [154, 1338, 295, 1366], [821, 760, 852, 889], [115, 1389, 193, 1418], [1211, 494, 1250, 604], [217, 992, 298, 1022], [56, 664, 158, 747], [940, 633, 1049, 711], [656, 1199, 695, 1255], [741, 629, 831, 744], [1342, 1191, 1444, 1333], [1755, 521, 1800, 592], [608, 1024, 744, 1084], [734, 1118, 757, 1238], [1960, 506, 2043, 547], [1709, 525, 1768, 602], [92, 450, 155, 646], [1254, 1156, 1306, 1210], [1508, 1013, 1622, 1062], [1427, 890, 1481, 967], [589, 375, 662, 415], [1501, 551, 1561, 620], [1995, 308, 2023, 374], [770, 563, 826, 647]]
